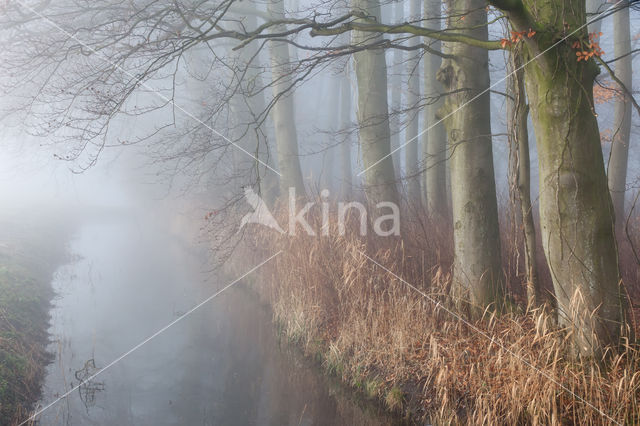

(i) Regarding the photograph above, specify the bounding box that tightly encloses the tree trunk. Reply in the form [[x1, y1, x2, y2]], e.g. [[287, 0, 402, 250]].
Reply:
[[586, 0, 606, 34], [607, 3, 632, 228], [321, 76, 340, 192], [267, 0, 306, 196], [389, 0, 404, 181], [437, 0, 504, 316], [229, 14, 279, 205], [504, 0, 628, 356], [352, 0, 399, 206], [404, 0, 422, 205], [507, 50, 539, 308], [423, 0, 448, 220], [339, 66, 354, 199]]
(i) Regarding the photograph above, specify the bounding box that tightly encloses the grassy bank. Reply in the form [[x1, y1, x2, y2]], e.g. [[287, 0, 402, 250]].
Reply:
[[228, 206, 640, 425], [0, 209, 74, 425]]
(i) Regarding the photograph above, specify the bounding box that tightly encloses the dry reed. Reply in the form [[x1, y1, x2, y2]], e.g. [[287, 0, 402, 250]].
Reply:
[[228, 204, 640, 425]]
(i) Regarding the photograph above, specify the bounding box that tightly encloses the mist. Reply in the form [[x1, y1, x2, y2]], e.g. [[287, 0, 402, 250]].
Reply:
[[0, 1, 639, 425]]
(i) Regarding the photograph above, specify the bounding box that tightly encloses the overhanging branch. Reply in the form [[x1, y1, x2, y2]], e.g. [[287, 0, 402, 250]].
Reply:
[[310, 19, 504, 51]]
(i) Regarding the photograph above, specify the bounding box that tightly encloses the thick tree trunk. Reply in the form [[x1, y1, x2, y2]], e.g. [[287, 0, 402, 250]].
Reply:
[[437, 0, 504, 316], [352, 0, 399, 206], [423, 0, 448, 220], [508, 0, 627, 356], [267, 0, 306, 196], [507, 51, 539, 308], [607, 4, 632, 228], [404, 0, 422, 205], [339, 67, 353, 199]]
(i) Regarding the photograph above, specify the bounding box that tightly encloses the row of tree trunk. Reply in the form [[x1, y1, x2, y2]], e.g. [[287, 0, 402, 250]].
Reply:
[[246, 0, 633, 357]]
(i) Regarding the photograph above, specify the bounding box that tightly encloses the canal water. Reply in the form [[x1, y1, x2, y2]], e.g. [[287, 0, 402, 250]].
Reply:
[[34, 214, 402, 425]]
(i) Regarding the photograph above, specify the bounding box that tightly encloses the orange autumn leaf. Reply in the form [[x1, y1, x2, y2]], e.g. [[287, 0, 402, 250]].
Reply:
[[593, 80, 624, 105]]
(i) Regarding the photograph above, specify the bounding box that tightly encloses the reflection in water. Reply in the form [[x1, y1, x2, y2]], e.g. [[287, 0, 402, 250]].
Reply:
[[36, 217, 403, 425], [74, 359, 105, 410]]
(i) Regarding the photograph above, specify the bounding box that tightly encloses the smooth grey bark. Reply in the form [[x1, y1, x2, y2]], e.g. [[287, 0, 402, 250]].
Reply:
[[507, 50, 539, 308], [607, 3, 632, 227], [321, 75, 341, 192], [423, 0, 448, 220], [404, 0, 422, 204], [339, 67, 354, 199], [437, 0, 503, 315], [267, 0, 306, 196], [352, 0, 399, 206], [586, 0, 607, 34], [389, 0, 404, 179]]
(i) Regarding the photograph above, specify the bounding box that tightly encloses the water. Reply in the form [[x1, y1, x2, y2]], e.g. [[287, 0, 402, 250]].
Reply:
[[34, 215, 401, 425]]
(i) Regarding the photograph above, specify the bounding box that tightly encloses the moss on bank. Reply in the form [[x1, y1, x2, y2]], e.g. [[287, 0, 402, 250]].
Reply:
[[0, 263, 53, 424]]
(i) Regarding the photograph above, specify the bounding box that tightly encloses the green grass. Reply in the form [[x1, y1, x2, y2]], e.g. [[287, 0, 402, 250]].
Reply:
[[0, 261, 53, 425], [0, 212, 74, 425]]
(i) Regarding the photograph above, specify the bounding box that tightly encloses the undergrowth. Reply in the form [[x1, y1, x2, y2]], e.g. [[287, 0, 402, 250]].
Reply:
[[0, 264, 52, 425], [227, 203, 640, 425], [0, 211, 74, 426]]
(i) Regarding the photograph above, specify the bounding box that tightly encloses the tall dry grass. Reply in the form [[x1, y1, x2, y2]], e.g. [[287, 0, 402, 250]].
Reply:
[[229, 203, 640, 425]]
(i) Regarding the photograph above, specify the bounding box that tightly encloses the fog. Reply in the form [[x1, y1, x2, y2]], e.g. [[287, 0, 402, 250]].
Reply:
[[0, 1, 639, 425]]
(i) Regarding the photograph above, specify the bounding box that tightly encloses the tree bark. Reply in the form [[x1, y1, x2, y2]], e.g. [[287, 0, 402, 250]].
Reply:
[[339, 66, 354, 199], [352, 0, 399, 206], [499, 0, 628, 356], [423, 0, 448, 220], [389, 0, 404, 181], [404, 0, 422, 205], [586, 0, 606, 34], [267, 0, 306, 196], [437, 0, 504, 316], [507, 50, 539, 308], [607, 3, 632, 228], [321, 76, 340, 192]]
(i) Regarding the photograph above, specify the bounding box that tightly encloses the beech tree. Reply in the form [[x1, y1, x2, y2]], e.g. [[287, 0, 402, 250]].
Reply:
[[492, 0, 628, 355], [389, 1, 404, 181], [423, 0, 448, 221], [607, 1, 633, 227], [351, 0, 399, 206], [338, 64, 354, 199], [228, 15, 279, 204], [267, 0, 306, 195], [404, 0, 422, 205], [586, 0, 608, 33], [437, 0, 504, 315], [312, 0, 632, 353]]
